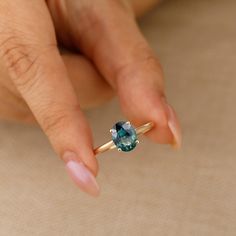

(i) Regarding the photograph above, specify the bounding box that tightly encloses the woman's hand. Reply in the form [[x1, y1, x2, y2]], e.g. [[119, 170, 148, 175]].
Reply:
[[0, 0, 181, 196]]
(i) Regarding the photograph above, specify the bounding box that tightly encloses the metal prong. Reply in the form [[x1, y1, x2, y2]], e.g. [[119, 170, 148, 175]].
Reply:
[[109, 129, 113, 133], [118, 148, 122, 152], [136, 140, 140, 144]]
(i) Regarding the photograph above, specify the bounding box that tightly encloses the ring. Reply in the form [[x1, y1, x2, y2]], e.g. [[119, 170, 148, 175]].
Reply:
[[94, 121, 154, 155]]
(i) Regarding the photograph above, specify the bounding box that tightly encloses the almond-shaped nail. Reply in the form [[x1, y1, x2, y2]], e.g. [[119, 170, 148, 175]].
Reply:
[[166, 104, 182, 149], [64, 152, 100, 197]]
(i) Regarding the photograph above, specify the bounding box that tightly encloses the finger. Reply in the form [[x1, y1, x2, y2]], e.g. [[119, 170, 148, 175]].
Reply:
[[62, 53, 115, 109], [0, 0, 99, 196], [0, 53, 114, 122], [83, 1, 181, 147], [54, 1, 181, 147]]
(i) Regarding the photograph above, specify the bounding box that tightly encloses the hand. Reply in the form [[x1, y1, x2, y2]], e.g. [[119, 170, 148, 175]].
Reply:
[[0, 0, 181, 197]]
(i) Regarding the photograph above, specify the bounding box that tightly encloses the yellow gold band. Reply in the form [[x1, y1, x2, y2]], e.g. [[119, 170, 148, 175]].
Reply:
[[94, 122, 154, 155]]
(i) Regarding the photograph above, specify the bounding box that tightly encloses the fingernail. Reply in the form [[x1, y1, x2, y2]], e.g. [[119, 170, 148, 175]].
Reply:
[[63, 152, 100, 197], [163, 101, 182, 149]]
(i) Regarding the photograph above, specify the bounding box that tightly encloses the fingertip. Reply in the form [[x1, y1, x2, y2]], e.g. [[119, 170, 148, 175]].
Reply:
[[165, 104, 182, 149], [157, 97, 182, 148], [63, 152, 100, 197]]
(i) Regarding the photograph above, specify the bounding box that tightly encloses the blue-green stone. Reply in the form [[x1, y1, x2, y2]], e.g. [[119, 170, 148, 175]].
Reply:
[[111, 121, 137, 152]]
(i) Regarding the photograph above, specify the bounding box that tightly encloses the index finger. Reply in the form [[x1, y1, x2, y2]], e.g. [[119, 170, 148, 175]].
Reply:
[[0, 0, 100, 196]]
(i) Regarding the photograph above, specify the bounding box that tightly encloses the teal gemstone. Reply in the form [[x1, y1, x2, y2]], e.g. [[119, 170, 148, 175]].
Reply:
[[111, 121, 137, 152]]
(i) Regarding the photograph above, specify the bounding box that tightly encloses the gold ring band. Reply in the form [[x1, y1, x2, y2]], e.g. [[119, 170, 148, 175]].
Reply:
[[94, 122, 154, 155]]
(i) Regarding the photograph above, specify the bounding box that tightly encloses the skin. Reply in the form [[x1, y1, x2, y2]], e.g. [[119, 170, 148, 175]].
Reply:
[[0, 0, 181, 194], [0, 0, 160, 119]]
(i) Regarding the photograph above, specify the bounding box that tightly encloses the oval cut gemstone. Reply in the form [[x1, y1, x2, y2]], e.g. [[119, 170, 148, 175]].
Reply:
[[111, 121, 137, 152]]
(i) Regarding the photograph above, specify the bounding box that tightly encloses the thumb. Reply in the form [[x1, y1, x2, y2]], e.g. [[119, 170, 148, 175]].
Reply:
[[0, 0, 99, 196], [54, 0, 182, 147]]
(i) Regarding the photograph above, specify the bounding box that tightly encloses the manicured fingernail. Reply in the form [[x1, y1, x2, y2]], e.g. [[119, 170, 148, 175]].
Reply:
[[165, 103, 182, 149], [63, 152, 100, 197]]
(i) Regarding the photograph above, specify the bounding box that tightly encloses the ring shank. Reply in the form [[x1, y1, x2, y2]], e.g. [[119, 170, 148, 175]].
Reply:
[[94, 122, 154, 155]]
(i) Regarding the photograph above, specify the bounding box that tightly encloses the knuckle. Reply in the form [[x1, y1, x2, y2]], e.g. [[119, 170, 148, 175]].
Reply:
[[139, 44, 163, 72], [115, 42, 164, 82], [78, 0, 132, 26], [113, 42, 164, 90], [0, 36, 37, 88], [74, 1, 133, 51], [0, 34, 56, 92], [40, 105, 73, 137]]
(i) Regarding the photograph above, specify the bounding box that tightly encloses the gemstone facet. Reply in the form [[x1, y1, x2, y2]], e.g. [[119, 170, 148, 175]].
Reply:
[[111, 121, 137, 152]]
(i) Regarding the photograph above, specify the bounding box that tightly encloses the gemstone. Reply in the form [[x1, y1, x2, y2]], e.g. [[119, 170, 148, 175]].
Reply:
[[111, 121, 137, 152]]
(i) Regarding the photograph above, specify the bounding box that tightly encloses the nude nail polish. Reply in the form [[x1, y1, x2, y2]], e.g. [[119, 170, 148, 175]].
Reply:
[[166, 103, 182, 149], [64, 152, 100, 197]]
